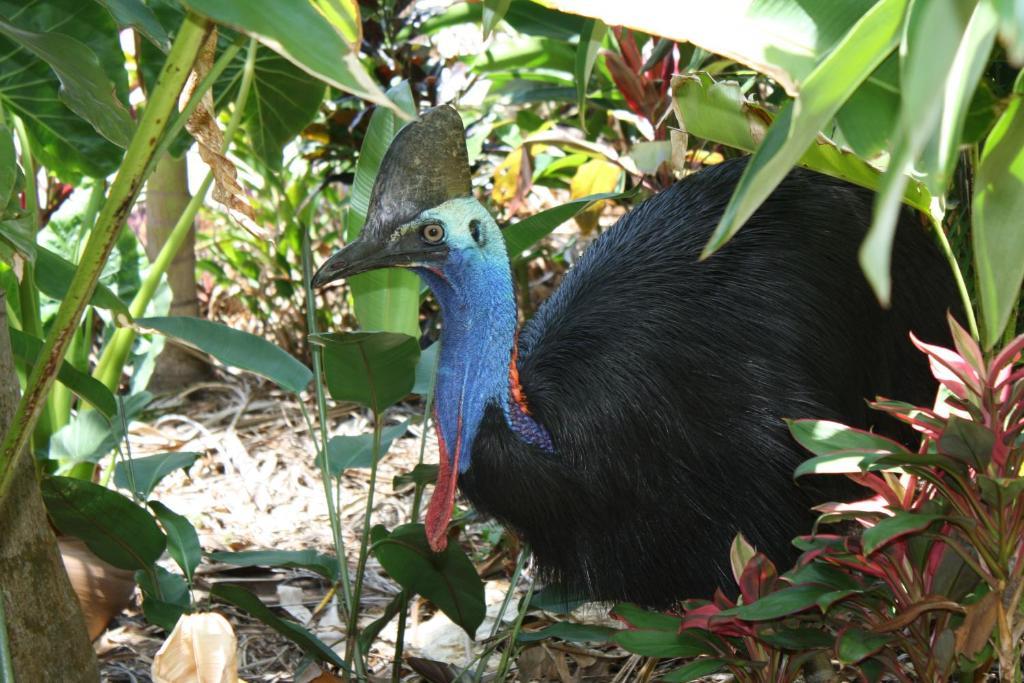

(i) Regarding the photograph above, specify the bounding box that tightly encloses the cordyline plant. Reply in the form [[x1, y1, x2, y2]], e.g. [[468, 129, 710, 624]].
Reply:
[[610, 316, 1024, 682]]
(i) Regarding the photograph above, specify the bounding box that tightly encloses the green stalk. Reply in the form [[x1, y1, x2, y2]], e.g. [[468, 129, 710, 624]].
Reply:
[[345, 411, 384, 676], [929, 214, 980, 341], [93, 37, 257, 391], [473, 546, 530, 682], [299, 193, 352, 613], [393, 354, 440, 682], [11, 116, 52, 449], [0, 13, 209, 497], [494, 577, 535, 681]]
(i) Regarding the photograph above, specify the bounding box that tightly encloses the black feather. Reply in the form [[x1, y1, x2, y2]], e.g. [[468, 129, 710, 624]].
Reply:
[[459, 158, 958, 606]]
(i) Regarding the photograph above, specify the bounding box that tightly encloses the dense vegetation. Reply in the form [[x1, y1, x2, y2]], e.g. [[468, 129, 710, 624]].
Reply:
[[1, 0, 1023, 680]]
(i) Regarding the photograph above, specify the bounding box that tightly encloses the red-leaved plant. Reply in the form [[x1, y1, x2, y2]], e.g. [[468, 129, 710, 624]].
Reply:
[[608, 317, 1024, 682]]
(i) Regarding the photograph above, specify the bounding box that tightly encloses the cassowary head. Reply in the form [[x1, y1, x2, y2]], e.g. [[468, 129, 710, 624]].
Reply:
[[311, 106, 506, 289], [312, 106, 521, 551]]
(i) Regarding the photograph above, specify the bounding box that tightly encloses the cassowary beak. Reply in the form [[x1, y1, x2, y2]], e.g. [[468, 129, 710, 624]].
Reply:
[[310, 236, 384, 287]]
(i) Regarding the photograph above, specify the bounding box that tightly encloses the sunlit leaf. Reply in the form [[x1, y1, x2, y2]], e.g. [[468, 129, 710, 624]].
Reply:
[[344, 81, 421, 338], [575, 18, 607, 124], [974, 71, 1024, 348], [137, 316, 312, 394], [483, 0, 512, 38], [311, 0, 361, 47], [705, 0, 907, 257], [0, 18, 133, 147], [182, 0, 392, 110], [114, 451, 200, 501], [314, 331, 419, 414], [503, 190, 633, 260]]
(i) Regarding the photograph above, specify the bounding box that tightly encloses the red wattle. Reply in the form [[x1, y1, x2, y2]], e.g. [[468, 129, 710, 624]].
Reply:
[[425, 408, 461, 552]]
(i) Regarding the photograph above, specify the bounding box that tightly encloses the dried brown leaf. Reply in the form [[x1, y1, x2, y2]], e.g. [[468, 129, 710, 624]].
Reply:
[[182, 29, 265, 240], [955, 591, 998, 658]]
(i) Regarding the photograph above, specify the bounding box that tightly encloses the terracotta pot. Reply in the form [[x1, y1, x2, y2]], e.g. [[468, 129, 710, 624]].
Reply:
[[57, 536, 136, 640]]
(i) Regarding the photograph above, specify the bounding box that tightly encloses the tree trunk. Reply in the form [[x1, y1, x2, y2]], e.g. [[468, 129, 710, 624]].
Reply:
[[0, 290, 100, 681], [143, 152, 209, 391]]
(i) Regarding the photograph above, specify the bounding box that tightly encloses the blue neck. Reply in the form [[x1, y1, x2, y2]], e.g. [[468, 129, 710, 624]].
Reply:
[[412, 200, 552, 474]]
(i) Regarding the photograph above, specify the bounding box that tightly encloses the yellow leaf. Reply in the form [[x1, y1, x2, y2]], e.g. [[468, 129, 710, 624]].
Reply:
[[311, 0, 362, 48], [492, 147, 526, 206], [569, 159, 622, 233]]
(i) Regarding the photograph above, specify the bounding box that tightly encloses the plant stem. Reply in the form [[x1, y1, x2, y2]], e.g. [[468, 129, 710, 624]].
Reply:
[[929, 213, 979, 341], [473, 546, 530, 682], [0, 14, 210, 496], [345, 410, 384, 676], [93, 37, 256, 391], [494, 576, 535, 681], [299, 193, 353, 614], [392, 346, 441, 682]]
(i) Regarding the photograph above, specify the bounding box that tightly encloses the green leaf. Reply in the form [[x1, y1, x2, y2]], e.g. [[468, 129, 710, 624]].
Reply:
[[483, 0, 512, 38], [974, 71, 1024, 348], [310, 0, 361, 47], [0, 0, 128, 179], [0, 18, 133, 148], [96, 0, 170, 51], [862, 512, 944, 555], [544, 0, 879, 95], [412, 341, 440, 396], [729, 533, 757, 586], [723, 584, 829, 621], [114, 451, 199, 501], [182, 0, 391, 111], [8, 328, 116, 417], [918, 1, 998, 194], [503, 190, 633, 260], [574, 18, 607, 124], [211, 583, 347, 668], [0, 215, 35, 262], [938, 416, 994, 469], [215, 46, 325, 169], [756, 626, 834, 650], [149, 501, 201, 585], [358, 591, 406, 655], [393, 463, 439, 490], [137, 316, 312, 394], [314, 331, 419, 414], [788, 419, 912, 459], [517, 621, 615, 643], [860, 0, 979, 305], [136, 565, 190, 631], [42, 476, 166, 571], [670, 73, 930, 215], [370, 523, 485, 637], [208, 549, 339, 580], [994, 0, 1024, 63], [610, 603, 682, 631], [661, 658, 730, 682], [611, 629, 705, 658], [48, 391, 152, 466], [977, 475, 1024, 507], [0, 124, 16, 207], [326, 420, 409, 476], [35, 245, 131, 318], [705, 0, 908, 258], [528, 584, 589, 614], [345, 81, 421, 338], [837, 627, 892, 664]]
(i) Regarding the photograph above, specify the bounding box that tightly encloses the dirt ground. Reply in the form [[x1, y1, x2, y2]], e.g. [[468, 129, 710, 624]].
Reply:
[[91, 373, 640, 682]]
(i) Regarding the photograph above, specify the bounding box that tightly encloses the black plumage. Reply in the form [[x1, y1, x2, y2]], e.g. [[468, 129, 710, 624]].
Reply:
[[461, 160, 955, 605], [313, 107, 959, 607]]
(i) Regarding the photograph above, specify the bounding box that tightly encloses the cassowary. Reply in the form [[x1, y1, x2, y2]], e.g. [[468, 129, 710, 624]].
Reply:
[[313, 106, 958, 606]]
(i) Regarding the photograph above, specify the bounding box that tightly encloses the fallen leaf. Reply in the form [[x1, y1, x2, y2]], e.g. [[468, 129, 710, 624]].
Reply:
[[152, 612, 241, 683]]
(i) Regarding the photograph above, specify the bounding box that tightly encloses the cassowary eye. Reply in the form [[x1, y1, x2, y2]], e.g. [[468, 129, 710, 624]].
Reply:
[[421, 223, 445, 244]]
